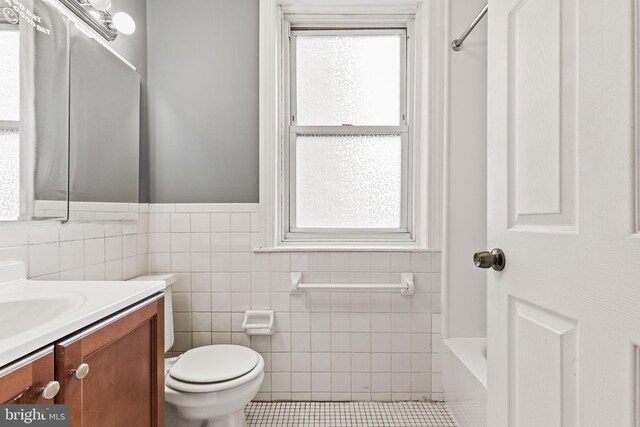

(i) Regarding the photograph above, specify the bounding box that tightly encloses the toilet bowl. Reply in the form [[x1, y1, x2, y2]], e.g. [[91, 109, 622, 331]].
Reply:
[[130, 274, 264, 427], [164, 345, 264, 427]]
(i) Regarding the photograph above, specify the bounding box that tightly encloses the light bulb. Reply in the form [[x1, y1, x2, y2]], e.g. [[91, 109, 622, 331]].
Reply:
[[88, 0, 111, 11], [112, 12, 135, 35]]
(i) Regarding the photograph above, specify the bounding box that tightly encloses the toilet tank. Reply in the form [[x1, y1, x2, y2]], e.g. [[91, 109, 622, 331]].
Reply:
[[129, 273, 178, 352]]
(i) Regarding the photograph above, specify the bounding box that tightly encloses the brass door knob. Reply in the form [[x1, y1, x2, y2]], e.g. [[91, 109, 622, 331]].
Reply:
[[473, 249, 506, 271]]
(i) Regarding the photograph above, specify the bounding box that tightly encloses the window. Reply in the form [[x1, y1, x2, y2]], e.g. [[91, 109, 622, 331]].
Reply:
[[0, 25, 20, 220], [287, 28, 410, 241], [259, 4, 443, 250]]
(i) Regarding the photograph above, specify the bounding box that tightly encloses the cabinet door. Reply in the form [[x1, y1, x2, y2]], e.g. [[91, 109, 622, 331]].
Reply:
[[0, 348, 56, 404], [55, 296, 164, 427]]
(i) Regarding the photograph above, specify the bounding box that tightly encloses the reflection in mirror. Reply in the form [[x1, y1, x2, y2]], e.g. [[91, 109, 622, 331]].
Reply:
[[68, 24, 140, 221], [0, 0, 140, 222], [0, 28, 20, 219], [0, 0, 69, 221]]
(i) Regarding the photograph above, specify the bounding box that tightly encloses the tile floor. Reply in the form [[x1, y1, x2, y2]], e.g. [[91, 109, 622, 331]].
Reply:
[[245, 401, 457, 427]]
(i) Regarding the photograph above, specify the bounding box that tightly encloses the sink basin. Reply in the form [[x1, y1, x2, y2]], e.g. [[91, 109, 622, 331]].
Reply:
[[0, 260, 165, 368], [0, 293, 85, 340]]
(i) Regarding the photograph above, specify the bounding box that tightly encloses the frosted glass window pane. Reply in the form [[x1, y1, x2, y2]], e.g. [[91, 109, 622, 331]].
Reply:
[[295, 134, 402, 229], [0, 129, 20, 220], [295, 34, 401, 126], [0, 30, 20, 121]]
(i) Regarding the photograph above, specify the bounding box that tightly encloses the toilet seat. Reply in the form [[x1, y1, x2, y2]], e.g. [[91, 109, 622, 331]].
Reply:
[[166, 345, 264, 393], [170, 345, 259, 383]]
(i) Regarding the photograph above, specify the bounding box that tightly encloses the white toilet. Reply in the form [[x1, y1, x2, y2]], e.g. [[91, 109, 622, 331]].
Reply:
[[132, 274, 264, 427]]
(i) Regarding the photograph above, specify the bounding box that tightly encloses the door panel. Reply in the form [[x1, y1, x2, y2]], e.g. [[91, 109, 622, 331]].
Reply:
[[507, 0, 577, 231], [510, 0, 561, 215], [510, 299, 577, 427], [488, 0, 638, 425]]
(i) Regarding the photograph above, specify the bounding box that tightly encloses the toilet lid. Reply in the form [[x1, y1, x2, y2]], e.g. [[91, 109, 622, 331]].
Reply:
[[168, 345, 259, 384]]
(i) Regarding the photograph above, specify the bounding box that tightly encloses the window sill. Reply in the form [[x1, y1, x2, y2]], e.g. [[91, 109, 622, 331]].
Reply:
[[252, 245, 434, 253]]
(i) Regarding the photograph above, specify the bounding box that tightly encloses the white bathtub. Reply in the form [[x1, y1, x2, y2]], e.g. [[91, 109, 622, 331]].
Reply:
[[442, 338, 487, 427]]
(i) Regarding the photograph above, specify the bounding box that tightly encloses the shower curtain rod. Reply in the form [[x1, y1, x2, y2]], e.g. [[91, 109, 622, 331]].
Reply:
[[451, 3, 488, 51]]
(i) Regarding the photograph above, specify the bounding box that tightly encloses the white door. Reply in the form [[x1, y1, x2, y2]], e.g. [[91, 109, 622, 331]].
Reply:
[[487, 0, 640, 425]]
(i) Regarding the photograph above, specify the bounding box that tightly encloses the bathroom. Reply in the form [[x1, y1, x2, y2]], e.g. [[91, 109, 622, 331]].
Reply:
[[0, 0, 636, 426]]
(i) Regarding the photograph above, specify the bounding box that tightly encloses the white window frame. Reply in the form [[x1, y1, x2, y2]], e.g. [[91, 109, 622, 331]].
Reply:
[[287, 26, 411, 242], [259, 1, 446, 252]]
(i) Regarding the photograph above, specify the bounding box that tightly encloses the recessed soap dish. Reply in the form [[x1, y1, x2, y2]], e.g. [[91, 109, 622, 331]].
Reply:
[[242, 310, 275, 335]]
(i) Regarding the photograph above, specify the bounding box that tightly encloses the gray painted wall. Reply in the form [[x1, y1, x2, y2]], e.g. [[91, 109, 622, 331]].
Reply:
[[147, 0, 259, 203], [108, 0, 149, 202]]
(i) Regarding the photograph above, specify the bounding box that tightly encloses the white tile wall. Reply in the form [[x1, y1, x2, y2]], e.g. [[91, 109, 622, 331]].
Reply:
[[0, 202, 443, 402], [0, 205, 149, 281], [150, 203, 443, 402]]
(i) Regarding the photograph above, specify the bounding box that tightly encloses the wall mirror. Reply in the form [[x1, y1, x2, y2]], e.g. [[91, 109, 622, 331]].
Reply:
[[0, 0, 140, 222], [68, 24, 140, 221], [0, 0, 69, 221]]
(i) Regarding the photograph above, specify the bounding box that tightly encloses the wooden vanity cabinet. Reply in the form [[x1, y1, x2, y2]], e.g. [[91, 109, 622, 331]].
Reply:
[[55, 296, 165, 427], [0, 349, 56, 404]]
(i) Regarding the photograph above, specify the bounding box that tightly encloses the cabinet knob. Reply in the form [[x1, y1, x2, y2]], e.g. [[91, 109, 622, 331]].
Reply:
[[74, 363, 90, 380], [41, 381, 60, 400]]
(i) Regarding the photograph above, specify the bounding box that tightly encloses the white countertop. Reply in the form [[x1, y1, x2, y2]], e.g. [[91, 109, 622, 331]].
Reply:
[[0, 261, 165, 368]]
